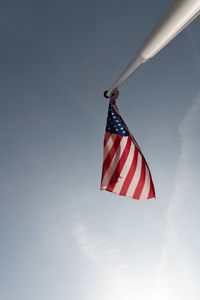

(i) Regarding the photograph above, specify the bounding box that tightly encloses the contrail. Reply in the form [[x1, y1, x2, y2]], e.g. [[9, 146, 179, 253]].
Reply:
[[72, 212, 158, 300], [72, 214, 135, 300], [154, 92, 200, 300]]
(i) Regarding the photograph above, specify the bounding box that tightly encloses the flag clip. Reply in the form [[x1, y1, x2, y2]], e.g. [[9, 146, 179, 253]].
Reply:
[[104, 90, 110, 98], [104, 89, 119, 101]]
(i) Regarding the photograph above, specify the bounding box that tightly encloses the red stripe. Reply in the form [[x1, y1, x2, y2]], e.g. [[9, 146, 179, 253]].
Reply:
[[104, 132, 111, 147], [132, 158, 146, 199], [147, 172, 155, 199], [106, 137, 132, 192], [101, 135, 122, 183], [119, 147, 138, 196], [113, 104, 142, 153]]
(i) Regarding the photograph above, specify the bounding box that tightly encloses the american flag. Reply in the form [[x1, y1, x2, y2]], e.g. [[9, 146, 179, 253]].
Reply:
[[100, 90, 155, 200]]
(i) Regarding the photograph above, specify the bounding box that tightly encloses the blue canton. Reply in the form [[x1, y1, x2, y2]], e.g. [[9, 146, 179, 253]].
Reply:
[[106, 104, 129, 136]]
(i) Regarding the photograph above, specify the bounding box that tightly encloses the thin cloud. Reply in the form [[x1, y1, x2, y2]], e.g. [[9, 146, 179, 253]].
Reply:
[[72, 213, 157, 300], [155, 93, 200, 300], [72, 214, 134, 300]]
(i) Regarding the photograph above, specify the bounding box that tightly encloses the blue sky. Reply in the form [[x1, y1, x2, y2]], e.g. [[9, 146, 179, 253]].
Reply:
[[1, 0, 200, 299]]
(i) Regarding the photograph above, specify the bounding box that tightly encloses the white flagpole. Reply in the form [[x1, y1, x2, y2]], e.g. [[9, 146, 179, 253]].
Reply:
[[104, 0, 200, 98]]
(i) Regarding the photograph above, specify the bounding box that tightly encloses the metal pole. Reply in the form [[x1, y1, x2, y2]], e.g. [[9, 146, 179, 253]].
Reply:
[[104, 0, 200, 98], [104, 55, 147, 98]]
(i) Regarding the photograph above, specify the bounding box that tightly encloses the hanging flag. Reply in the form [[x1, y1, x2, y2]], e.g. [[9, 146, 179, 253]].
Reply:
[[100, 90, 155, 200]]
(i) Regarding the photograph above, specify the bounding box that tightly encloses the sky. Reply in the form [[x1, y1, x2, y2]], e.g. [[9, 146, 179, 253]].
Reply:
[[0, 0, 200, 299]]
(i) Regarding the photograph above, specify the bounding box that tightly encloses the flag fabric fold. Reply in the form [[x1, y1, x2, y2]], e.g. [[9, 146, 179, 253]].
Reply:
[[100, 90, 155, 200]]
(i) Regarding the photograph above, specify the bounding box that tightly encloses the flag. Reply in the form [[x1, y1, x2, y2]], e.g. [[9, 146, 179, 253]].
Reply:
[[100, 90, 155, 200]]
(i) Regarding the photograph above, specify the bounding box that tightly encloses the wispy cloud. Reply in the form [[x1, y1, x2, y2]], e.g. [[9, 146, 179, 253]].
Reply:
[[72, 212, 157, 300], [155, 93, 200, 300], [72, 214, 134, 300]]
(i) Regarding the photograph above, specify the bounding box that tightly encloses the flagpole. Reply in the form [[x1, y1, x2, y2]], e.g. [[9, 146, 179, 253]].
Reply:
[[104, 0, 200, 98], [104, 55, 147, 98]]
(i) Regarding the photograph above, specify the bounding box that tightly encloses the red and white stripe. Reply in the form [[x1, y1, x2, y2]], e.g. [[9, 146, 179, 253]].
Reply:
[[101, 133, 155, 200]]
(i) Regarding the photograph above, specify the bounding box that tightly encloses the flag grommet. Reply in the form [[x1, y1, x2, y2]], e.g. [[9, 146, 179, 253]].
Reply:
[[104, 90, 110, 98]]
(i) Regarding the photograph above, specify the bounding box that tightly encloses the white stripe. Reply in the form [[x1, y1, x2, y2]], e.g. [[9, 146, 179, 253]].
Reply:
[[101, 137, 128, 189], [103, 134, 116, 160], [139, 165, 150, 200], [126, 152, 142, 198], [112, 141, 135, 194]]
